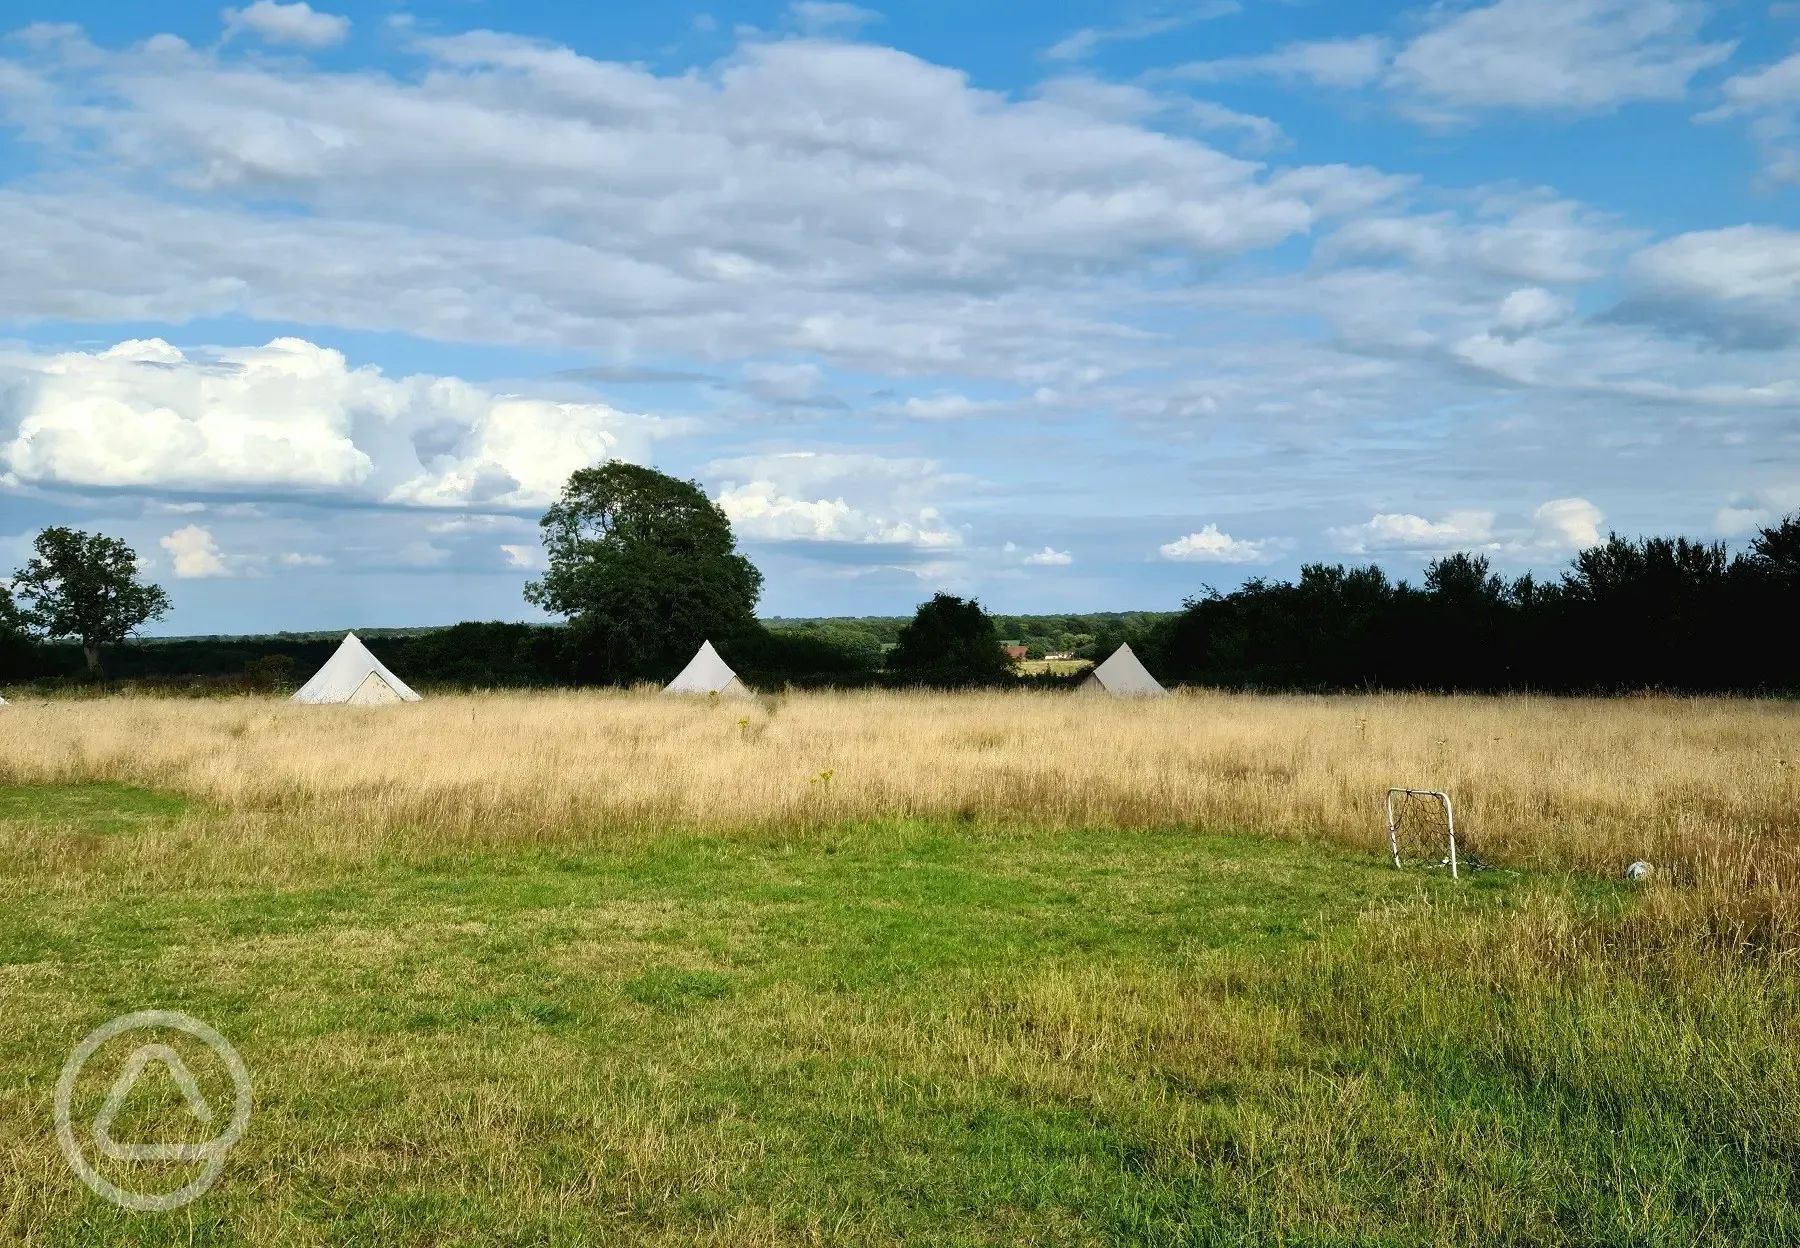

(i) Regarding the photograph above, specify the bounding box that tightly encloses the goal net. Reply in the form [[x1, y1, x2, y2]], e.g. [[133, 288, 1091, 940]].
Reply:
[[1385, 788, 1460, 878]]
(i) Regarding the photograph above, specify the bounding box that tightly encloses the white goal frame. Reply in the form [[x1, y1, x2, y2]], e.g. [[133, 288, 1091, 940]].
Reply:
[[1385, 788, 1459, 879]]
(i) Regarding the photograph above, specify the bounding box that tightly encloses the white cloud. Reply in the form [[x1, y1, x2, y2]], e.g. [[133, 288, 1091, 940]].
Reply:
[[1494, 286, 1573, 337], [788, 2, 881, 36], [1045, 3, 1241, 63], [1389, 0, 1732, 117], [221, 1, 349, 49], [159, 524, 229, 577], [5, 338, 373, 492], [1186, 100, 1285, 152], [499, 543, 540, 568], [1529, 497, 1604, 548], [1169, 36, 1390, 89], [1620, 225, 1800, 347], [710, 451, 962, 547], [1713, 506, 1772, 537], [1322, 196, 1634, 285], [278, 551, 329, 566], [1170, 2, 1730, 120], [1329, 510, 1497, 555], [1699, 51, 1800, 183], [0, 337, 654, 507], [1159, 524, 1269, 563], [1327, 500, 1604, 557], [1022, 545, 1072, 566], [0, 27, 1389, 378]]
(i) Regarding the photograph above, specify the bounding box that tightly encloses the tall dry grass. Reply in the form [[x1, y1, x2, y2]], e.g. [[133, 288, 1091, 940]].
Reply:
[[0, 688, 1794, 894]]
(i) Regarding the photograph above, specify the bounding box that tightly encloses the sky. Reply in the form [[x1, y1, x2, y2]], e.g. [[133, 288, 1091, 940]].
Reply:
[[0, 0, 1794, 633]]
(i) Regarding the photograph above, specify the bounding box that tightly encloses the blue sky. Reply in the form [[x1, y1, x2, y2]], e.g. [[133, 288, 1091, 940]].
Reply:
[[0, 0, 1795, 632]]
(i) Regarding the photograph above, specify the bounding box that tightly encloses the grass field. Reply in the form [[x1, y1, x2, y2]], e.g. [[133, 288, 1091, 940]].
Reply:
[[2, 691, 1798, 1244]]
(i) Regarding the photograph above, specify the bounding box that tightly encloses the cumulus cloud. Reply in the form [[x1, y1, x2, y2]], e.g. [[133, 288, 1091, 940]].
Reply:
[[1159, 524, 1269, 563], [221, 1, 350, 49], [499, 543, 540, 568], [5, 338, 372, 492], [1021, 546, 1073, 566], [710, 452, 962, 547], [1329, 511, 1497, 555], [1529, 497, 1604, 548], [160, 524, 229, 577], [0, 337, 653, 507], [1328, 499, 1604, 556]]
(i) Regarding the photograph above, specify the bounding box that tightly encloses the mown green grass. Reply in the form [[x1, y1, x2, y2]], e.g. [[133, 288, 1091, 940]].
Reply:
[[1, 785, 1795, 1246]]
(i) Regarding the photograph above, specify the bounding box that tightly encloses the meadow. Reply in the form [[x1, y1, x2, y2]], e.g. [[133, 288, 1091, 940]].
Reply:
[[1, 690, 1797, 1245]]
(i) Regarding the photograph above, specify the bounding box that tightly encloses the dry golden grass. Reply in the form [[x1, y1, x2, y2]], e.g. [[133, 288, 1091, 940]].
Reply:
[[0, 688, 1794, 895]]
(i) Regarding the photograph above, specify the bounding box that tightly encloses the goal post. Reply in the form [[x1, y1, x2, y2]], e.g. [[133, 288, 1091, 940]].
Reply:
[[1385, 787, 1459, 880]]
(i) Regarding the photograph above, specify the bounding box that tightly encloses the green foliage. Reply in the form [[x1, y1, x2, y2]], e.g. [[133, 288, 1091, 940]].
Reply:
[[721, 625, 883, 689], [0, 583, 38, 682], [394, 621, 567, 687], [887, 592, 1012, 687], [10, 527, 170, 673], [525, 464, 764, 684], [1158, 514, 1800, 692], [242, 653, 296, 691], [1747, 513, 1800, 588]]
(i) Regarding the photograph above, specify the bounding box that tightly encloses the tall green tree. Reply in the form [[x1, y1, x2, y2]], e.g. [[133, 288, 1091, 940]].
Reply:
[[887, 593, 1012, 687], [12, 527, 171, 674], [1746, 513, 1800, 590], [0, 581, 36, 681], [525, 463, 764, 682]]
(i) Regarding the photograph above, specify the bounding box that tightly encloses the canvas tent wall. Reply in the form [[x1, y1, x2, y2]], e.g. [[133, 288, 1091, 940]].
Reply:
[[1080, 643, 1167, 697], [664, 641, 753, 698], [291, 633, 421, 705]]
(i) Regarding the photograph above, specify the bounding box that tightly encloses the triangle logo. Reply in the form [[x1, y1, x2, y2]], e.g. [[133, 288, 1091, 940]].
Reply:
[[91, 1043, 219, 1163]]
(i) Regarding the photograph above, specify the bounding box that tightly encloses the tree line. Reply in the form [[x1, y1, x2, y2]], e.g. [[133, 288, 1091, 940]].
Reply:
[[4, 461, 1797, 694], [1138, 520, 1800, 693]]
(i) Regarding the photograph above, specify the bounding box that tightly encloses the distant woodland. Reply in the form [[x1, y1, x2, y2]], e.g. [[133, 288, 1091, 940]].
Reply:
[[2, 516, 1796, 695]]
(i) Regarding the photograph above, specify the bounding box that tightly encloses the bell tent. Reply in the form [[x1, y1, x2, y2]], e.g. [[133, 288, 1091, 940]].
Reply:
[[1080, 643, 1168, 698], [291, 633, 421, 705], [663, 641, 752, 698]]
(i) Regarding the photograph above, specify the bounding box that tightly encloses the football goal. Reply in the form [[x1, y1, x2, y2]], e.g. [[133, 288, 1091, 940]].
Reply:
[[1385, 787, 1460, 879]]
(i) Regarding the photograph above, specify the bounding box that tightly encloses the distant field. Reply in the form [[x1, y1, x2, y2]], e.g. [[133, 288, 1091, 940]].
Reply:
[[2, 691, 1797, 1244], [1014, 658, 1093, 676]]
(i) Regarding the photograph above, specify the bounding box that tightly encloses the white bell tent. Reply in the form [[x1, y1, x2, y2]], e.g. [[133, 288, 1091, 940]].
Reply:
[[663, 641, 752, 698], [1080, 643, 1168, 698], [291, 633, 421, 705]]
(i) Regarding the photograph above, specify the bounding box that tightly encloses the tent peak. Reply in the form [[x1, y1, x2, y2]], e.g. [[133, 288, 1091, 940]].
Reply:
[[664, 640, 753, 698]]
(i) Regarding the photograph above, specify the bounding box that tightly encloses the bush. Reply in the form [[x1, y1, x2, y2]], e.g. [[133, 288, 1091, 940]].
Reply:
[[886, 593, 1013, 688]]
